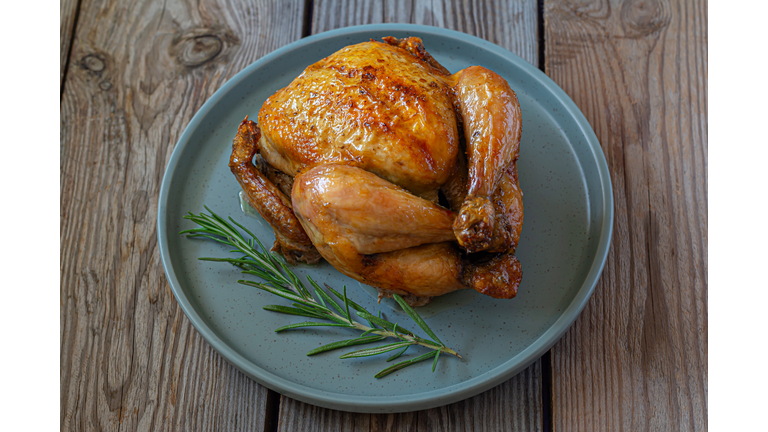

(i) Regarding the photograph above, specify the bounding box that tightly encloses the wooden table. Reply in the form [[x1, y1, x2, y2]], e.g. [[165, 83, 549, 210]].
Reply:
[[60, 0, 707, 430]]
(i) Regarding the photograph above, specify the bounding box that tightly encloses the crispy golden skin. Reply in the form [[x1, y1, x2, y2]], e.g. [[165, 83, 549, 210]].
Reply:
[[258, 39, 459, 197], [450, 66, 523, 253], [229, 37, 524, 303], [443, 155, 525, 254]]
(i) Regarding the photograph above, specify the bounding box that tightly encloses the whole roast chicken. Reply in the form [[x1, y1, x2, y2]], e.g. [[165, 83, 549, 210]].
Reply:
[[229, 37, 523, 306]]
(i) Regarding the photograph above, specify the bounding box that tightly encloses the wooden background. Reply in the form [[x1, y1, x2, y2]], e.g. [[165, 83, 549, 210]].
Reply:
[[60, 0, 707, 430]]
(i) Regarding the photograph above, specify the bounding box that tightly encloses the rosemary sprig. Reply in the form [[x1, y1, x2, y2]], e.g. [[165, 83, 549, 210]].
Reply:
[[180, 207, 461, 378]]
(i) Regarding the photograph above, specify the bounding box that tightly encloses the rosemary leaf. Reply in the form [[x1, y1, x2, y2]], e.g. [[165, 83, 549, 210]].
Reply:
[[431, 350, 440, 372], [313, 288, 328, 308], [374, 351, 437, 378], [275, 322, 354, 332], [238, 280, 320, 309], [313, 285, 345, 316], [307, 336, 386, 356], [339, 341, 415, 359], [387, 345, 409, 362], [179, 228, 215, 234], [343, 285, 353, 325], [199, 257, 258, 268], [240, 269, 288, 286], [393, 294, 445, 347], [356, 311, 415, 336], [325, 284, 367, 313], [228, 216, 260, 244], [279, 260, 311, 299], [288, 303, 340, 321], [262, 305, 323, 318], [184, 233, 227, 244], [288, 304, 349, 325]]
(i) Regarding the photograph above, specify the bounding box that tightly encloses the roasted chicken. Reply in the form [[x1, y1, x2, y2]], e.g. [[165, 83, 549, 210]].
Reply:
[[229, 36, 523, 305]]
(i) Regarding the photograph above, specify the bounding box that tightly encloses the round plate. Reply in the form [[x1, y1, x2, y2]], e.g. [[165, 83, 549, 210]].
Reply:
[[158, 24, 613, 413]]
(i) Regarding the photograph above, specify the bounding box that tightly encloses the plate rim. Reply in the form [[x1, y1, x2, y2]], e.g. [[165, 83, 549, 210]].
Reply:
[[157, 23, 614, 413]]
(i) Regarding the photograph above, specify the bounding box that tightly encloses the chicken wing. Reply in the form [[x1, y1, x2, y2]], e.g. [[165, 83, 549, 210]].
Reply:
[[229, 118, 321, 264]]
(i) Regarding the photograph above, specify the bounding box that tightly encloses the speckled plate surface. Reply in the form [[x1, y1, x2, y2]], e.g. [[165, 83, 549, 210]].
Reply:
[[157, 24, 613, 413]]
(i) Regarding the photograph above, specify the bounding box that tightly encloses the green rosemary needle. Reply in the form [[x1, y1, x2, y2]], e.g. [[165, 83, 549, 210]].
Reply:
[[180, 207, 461, 378]]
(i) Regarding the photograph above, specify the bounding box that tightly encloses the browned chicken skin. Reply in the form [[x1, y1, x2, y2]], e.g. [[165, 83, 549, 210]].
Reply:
[[229, 37, 523, 304], [451, 66, 523, 253], [258, 39, 459, 196]]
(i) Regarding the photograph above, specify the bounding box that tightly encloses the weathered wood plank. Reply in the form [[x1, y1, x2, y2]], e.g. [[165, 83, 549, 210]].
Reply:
[[59, 0, 306, 430], [277, 360, 541, 432], [61, 0, 80, 89], [278, 1, 542, 429], [544, 0, 708, 430], [413, 361, 542, 432], [313, 0, 539, 66], [277, 398, 372, 432]]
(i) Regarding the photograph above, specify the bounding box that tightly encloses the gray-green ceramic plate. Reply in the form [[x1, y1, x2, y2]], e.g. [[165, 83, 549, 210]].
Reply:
[[158, 24, 613, 413]]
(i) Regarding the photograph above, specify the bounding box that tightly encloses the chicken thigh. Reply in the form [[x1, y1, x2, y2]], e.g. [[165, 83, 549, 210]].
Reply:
[[230, 36, 524, 305]]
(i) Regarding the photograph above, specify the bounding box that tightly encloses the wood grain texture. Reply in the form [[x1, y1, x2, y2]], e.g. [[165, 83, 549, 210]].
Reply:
[[61, 0, 80, 88], [277, 361, 541, 432], [59, 0, 305, 430], [544, 0, 708, 430], [277, 398, 372, 431], [276, 1, 543, 429], [312, 0, 539, 66]]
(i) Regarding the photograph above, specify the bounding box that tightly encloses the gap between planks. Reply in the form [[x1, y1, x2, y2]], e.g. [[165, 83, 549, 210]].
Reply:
[[264, 0, 313, 430], [536, 1, 553, 431], [60, 0, 83, 100]]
